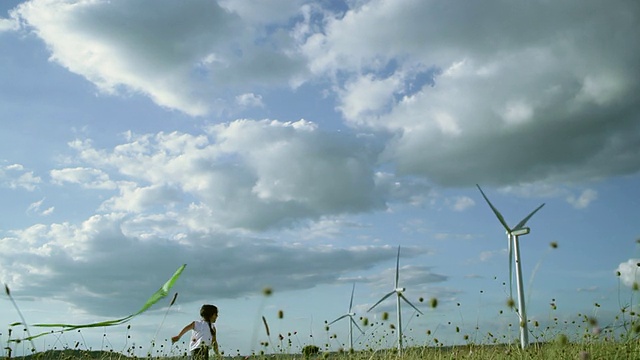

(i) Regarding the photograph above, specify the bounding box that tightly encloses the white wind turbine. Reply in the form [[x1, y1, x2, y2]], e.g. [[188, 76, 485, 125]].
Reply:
[[367, 246, 423, 352], [328, 283, 364, 351], [476, 184, 545, 349]]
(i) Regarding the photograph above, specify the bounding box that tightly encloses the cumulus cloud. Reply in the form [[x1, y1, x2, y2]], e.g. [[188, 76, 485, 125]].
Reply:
[[1, 163, 41, 191], [235, 93, 264, 108], [8, 0, 640, 187], [446, 196, 474, 212], [617, 259, 640, 288], [60, 120, 389, 231], [2, 2, 638, 348], [26, 198, 54, 216], [0, 16, 18, 32], [50, 167, 117, 190], [567, 189, 598, 209], [0, 212, 409, 316], [11, 0, 307, 116], [300, 0, 640, 186]]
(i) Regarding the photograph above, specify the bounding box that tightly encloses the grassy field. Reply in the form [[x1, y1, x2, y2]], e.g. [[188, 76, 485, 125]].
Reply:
[[2, 339, 640, 360]]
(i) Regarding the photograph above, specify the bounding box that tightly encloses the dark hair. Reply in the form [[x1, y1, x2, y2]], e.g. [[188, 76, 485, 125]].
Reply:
[[200, 304, 218, 319], [200, 304, 217, 340]]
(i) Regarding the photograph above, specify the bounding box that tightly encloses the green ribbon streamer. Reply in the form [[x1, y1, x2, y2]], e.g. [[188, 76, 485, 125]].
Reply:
[[10, 264, 186, 342]]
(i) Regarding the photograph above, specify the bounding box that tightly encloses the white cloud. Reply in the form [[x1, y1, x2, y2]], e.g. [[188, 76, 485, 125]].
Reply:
[[62, 121, 387, 231], [26, 198, 54, 216], [235, 93, 264, 108], [300, 0, 640, 186], [1, 163, 41, 191], [337, 73, 402, 122], [500, 100, 534, 126], [0, 16, 19, 32], [12, 0, 306, 116], [616, 259, 640, 288], [99, 184, 182, 213], [0, 213, 409, 316], [8, 0, 640, 186], [218, 0, 305, 25], [446, 196, 474, 212], [567, 189, 598, 209], [50, 167, 117, 190]]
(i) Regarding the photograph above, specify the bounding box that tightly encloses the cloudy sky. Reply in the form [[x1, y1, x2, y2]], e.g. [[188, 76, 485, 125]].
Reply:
[[1, 0, 639, 356]]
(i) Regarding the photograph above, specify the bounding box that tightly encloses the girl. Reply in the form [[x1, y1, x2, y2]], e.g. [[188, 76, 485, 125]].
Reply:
[[172, 304, 220, 359]]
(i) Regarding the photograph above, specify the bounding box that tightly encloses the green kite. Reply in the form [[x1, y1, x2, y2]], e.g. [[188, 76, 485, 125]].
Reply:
[[9, 264, 186, 342]]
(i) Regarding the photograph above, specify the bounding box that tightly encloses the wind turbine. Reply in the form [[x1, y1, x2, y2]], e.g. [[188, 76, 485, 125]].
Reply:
[[476, 184, 545, 349], [328, 283, 364, 351], [367, 246, 423, 352]]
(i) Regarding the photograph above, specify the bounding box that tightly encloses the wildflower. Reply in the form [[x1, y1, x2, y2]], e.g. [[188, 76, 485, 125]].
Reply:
[[555, 333, 569, 345], [430, 298, 438, 308]]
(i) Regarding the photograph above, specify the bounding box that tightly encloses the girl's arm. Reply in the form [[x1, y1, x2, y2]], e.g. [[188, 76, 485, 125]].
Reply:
[[171, 321, 195, 343]]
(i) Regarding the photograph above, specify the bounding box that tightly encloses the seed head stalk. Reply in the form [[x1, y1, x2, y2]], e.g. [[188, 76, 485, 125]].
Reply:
[[4, 284, 37, 354]]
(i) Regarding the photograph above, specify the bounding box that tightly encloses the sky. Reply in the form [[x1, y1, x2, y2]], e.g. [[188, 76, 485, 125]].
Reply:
[[1, 0, 639, 356]]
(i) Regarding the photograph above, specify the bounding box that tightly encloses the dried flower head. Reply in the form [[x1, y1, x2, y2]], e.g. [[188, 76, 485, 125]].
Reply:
[[430, 298, 438, 308]]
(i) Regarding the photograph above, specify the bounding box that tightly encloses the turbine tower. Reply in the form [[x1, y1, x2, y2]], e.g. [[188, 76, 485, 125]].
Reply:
[[328, 283, 364, 351], [476, 184, 545, 349], [367, 246, 423, 352]]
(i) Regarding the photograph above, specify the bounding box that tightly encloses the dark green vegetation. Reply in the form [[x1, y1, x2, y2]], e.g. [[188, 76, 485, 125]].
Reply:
[[2, 339, 640, 360]]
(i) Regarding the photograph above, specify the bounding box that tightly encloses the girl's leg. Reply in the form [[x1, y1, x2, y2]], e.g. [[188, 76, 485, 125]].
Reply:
[[191, 347, 209, 360]]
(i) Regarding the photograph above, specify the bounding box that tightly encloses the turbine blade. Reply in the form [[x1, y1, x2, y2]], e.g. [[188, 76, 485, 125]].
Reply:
[[395, 246, 401, 288], [476, 184, 512, 232], [349, 283, 356, 312], [513, 203, 545, 230], [367, 291, 396, 312], [350, 317, 365, 334], [328, 314, 349, 325], [399, 293, 424, 315]]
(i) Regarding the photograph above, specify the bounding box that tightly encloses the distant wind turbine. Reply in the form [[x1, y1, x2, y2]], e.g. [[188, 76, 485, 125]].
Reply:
[[476, 184, 545, 349], [367, 246, 423, 352], [328, 283, 364, 351]]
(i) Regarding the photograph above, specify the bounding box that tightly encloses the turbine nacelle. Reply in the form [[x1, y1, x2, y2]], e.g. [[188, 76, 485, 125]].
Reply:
[[510, 227, 530, 236], [394, 287, 406, 293]]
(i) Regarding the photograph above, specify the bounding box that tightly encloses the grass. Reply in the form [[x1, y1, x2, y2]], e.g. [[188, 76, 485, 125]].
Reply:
[[2, 339, 640, 360]]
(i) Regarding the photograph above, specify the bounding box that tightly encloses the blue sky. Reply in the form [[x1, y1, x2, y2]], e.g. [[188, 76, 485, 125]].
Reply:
[[1, 0, 639, 356]]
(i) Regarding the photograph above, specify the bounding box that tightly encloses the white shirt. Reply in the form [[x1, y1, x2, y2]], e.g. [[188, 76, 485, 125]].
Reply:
[[189, 320, 215, 352]]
